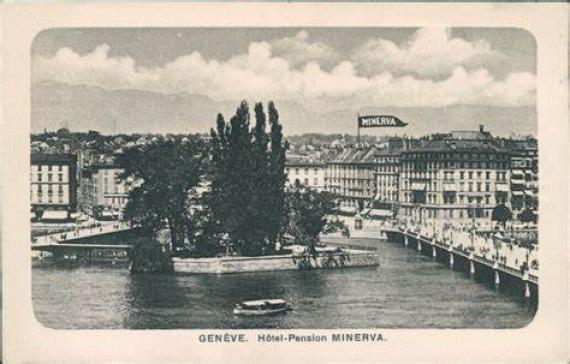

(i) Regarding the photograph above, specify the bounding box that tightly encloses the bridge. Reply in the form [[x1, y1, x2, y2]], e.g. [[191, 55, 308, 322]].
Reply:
[[382, 223, 538, 302], [31, 222, 136, 263]]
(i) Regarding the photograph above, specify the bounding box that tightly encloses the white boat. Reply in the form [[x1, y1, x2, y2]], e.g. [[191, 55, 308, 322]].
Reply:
[[233, 299, 292, 316]]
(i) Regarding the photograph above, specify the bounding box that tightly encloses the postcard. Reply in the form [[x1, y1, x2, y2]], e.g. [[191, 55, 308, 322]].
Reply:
[[2, 3, 568, 363]]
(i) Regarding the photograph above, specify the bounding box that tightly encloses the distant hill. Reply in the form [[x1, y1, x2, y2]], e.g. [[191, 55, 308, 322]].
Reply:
[[32, 81, 537, 137]]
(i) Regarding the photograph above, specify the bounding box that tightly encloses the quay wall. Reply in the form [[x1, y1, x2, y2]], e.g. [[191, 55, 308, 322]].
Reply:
[[172, 250, 378, 274]]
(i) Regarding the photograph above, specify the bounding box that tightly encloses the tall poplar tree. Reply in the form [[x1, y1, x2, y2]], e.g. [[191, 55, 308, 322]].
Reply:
[[267, 102, 288, 245], [209, 101, 288, 256]]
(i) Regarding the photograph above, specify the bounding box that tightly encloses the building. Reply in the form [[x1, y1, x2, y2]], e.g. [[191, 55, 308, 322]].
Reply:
[[82, 155, 131, 219], [507, 138, 538, 215], [30, 153, 78, 221], [285, 160, 327, 191], [398, 127, 511, 223], [324, 146, 377, 212], [373, 139, 404, 214]]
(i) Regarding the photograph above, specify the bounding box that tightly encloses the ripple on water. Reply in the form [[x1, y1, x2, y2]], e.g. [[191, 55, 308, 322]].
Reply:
[[32, 240, 535, 329]]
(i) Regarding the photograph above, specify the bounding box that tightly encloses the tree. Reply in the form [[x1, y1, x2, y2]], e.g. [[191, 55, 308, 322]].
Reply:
[[491, 203, 512, 228], [286, 187, 338, 256], [117, 137, 208, 251], [209, 101, 288, 256], [518, 208, 537, 225], [267, 102, 288, 246]]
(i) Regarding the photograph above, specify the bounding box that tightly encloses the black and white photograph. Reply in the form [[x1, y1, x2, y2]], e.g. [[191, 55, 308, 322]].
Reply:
[[28, 26, 542, 330]]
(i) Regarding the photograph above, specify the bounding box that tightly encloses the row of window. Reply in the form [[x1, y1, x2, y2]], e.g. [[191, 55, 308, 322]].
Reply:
[[401, 180, 504, 193], [402, 152, 509, 161], [31, 165, 69, 172], [400, 192, 507, 205], [285, 167, 321, 175], [400, 171, 508, 181], [31, 173, 65, 182], [401, 161, 509, 170]]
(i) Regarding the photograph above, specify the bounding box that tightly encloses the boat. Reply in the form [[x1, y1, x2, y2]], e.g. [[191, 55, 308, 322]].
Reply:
[[233, 299, 293, 316]]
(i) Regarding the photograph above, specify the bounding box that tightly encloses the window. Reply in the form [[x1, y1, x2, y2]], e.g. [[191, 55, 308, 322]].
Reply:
[[38, 173, 42, 182], [48, 174, 52, 182], [486, 171, 490, 179], [476, 182, 481, 192], [460, 171, 465, 179], [468, 172, 473, 179], [58, 174, 63, 182], [304, 178, 309, 185]]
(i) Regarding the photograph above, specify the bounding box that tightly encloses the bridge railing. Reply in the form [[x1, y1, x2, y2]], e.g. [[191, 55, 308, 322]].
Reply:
[[382, 219, 539, 279]]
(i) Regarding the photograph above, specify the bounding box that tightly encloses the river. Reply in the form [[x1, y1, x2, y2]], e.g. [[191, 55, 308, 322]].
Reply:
[[32, 238, 535, 329]]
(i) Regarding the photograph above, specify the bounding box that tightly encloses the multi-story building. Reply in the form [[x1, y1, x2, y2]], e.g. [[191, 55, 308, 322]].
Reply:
[[373, 139, 404, 213], [398, 128, 511, 223], [285, 160, 326, 191], [324, 146, 377, 212], [30, 153, 78, 221], [507, 139, 538, 214], [82, 155, 131, 219]]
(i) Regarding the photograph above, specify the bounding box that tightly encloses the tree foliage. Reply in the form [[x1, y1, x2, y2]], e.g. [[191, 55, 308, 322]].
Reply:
[[285, 187, 338, 255], [491, 203, 513, 227], [209, 101, 288, 256], [518, 208, 537, 224], [117, 137, 208, 250]]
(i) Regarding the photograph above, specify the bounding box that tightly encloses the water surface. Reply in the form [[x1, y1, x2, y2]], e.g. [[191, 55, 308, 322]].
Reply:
[[32, 239, 535, 329]]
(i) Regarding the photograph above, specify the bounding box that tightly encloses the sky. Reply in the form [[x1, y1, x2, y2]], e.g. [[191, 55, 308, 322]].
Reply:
[[31, 27, 537, 136]]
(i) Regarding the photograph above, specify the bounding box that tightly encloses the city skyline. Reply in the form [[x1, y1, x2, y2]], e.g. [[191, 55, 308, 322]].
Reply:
[[32, 27, 537, 137]]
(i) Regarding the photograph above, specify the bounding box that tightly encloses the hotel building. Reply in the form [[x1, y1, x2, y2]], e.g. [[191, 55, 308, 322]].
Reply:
[[507, 139, 538, 214], [324, 146, 377, 212], [398, 128, 511, 223], [373, 139, 404, 213]]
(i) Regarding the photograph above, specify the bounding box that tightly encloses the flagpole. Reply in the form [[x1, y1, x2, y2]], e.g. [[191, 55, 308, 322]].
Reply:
[[357, 113, 361, 146]]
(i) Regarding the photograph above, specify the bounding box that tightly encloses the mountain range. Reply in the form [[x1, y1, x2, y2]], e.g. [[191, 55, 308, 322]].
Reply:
[[32, 80, 537, 137]]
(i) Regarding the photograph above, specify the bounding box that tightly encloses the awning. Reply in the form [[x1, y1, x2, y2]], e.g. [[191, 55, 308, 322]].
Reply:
[[524, 190, 534, 196], [42, 210, 69, 220], [368, 209, 393, 218], [511, 170, 524, 176], [512, 191, 524, 196], [101, 211, 114, 217], [495, 184, 509, 192], [339, 206, 357, 214], [443, 183, 456, 192], [411, 182, 426, 191]]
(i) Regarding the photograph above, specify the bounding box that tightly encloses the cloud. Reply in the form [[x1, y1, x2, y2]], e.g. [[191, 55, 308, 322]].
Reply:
[[33, 32, 535, 111], [269, 31, 338, 68], [351, 28, 499, 78]]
